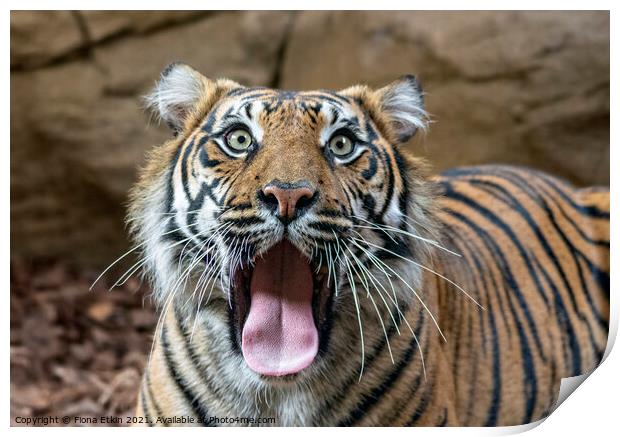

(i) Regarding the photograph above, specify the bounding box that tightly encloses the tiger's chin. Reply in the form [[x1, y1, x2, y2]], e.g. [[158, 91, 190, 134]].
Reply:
[[229, 238, 334, 381]]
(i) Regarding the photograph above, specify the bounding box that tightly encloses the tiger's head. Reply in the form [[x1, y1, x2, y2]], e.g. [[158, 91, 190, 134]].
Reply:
[[130, 63, 438, 380]]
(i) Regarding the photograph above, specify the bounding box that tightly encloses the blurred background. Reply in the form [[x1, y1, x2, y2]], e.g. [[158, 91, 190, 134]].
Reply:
[[10, 10, 609, 425]]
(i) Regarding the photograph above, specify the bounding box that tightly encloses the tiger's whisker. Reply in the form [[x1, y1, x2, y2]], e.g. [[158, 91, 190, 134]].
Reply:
[[109, 235, 195, 291], [349, 238, 427, 379], [352, 235, 484, 310], [91, 220, 208, 290], [110, 258, 149, 290], [350, 214, 461, 257], [349, 235, 447, 343], [332, 232, 365, 380], [343, 244, 395, 364], [344, 243, 401, 336]]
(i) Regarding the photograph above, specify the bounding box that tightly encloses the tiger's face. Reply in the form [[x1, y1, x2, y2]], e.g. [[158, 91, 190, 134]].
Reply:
[[130, 63, 436, 380]]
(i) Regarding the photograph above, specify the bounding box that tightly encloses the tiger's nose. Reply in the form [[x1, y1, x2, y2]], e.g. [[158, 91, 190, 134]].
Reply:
[[259, 181, 317, 224]]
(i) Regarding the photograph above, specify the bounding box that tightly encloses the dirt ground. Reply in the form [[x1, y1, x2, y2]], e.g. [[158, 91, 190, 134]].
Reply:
[[10, 258, 157, 427]]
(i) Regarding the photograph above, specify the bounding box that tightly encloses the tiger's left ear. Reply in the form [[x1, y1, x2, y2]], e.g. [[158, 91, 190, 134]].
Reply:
[[342, 75, 428, 145], [374, 75, 428, 144]]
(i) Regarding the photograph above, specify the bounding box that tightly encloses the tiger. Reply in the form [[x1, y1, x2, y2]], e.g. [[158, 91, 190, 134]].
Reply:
[[126, 62, 610, 426]]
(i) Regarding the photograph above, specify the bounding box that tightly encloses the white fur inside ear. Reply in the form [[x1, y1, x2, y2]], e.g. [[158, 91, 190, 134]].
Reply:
[[145, 63, 204, 131], [379, 76, 428, 143]]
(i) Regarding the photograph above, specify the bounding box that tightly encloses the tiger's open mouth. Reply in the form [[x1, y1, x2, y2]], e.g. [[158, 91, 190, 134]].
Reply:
[[230, 239, 333, 378]]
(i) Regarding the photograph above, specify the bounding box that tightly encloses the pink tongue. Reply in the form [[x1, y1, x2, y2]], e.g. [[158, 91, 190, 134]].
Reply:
[[241, 240, 318, 376]]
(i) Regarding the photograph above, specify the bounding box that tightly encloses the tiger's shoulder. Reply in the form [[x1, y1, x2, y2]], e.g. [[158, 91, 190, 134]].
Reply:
[[432, 164, 609, 265], [433, 164, 609, 220]]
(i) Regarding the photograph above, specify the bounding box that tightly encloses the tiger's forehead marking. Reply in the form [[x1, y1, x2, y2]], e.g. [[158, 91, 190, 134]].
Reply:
[[204, 87, 369, 145]]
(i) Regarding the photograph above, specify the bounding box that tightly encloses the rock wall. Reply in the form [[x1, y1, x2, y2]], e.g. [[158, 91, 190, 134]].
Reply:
[[10, 11, 609, 266]]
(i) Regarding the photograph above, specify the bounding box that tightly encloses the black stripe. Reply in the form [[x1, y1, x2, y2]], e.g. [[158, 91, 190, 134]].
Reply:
[[444, 206, 538, 424], [244, 102, 253, 120], [443, 183, 548, 361], [241, 92, 276, 103], [180, 137, 196, 200], [139, 385, 154, 427], [225, 86, 267, 98], [302, 93, 346, 108], [330, 106, 340, 124], [161, 325, 216, 426], [450, 233, 503, 425], [337, 318, 426, 426], [392, 146, 410, 227], [313, 306, 411, 424], [174, 306, 239, 408], [165, 141, 185, 214], [198, 137, 222, 168], [407, 385, 433, 426], [473, 175, 604, 365], [443, 165, 609, 219], [377, 146, 395, 219], [381, 361, 425, 425], [308, 220, 349, 234], [485, 169, 609, 301], [145, 371, 166, 426], [533, 179, 609, 247], [361, 153, 378, 180], [222, 216, 265, 227], [538, 172, 609, 219], [531, 254, 582, 376]]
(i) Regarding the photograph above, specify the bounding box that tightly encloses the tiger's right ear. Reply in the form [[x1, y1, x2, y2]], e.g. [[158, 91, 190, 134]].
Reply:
[[145, 62, 240, 134]]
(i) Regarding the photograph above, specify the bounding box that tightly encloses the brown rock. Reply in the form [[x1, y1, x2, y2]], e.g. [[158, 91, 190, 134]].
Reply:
[[281, 11, 610, 186], [10, 11, 84, 69], [93, 11, 293, 95], [10, 11, 609, 266], [11, 60, 161, 265], [81, 11, 208, 43], [11, 12, 294, 266]]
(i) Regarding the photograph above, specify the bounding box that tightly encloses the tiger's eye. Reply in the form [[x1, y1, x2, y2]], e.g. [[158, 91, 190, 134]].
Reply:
[[226, 129, 253, 151], [329, 135, 354, 156]]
